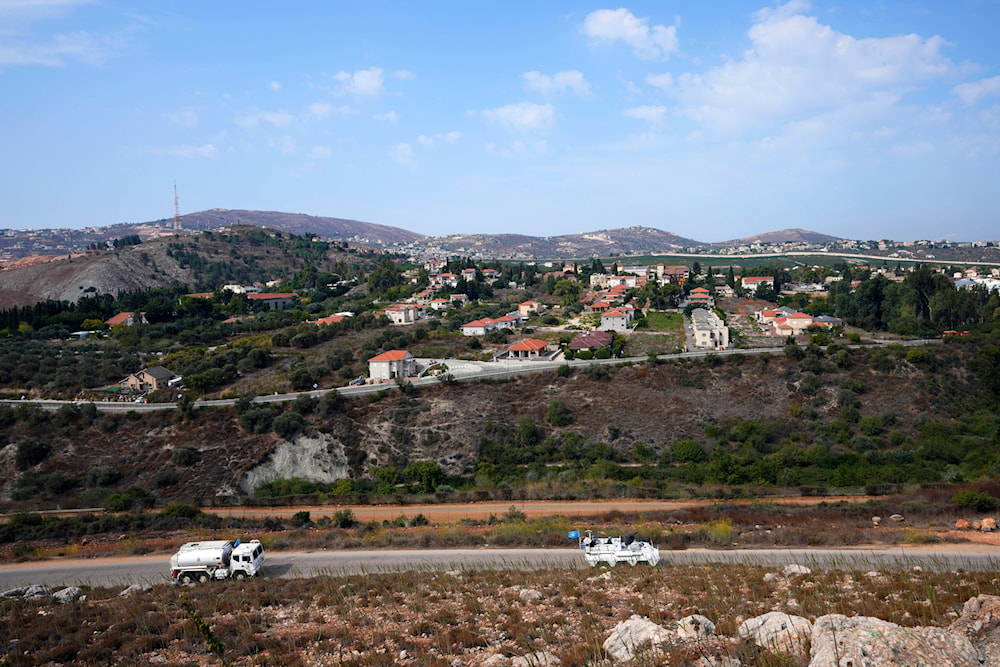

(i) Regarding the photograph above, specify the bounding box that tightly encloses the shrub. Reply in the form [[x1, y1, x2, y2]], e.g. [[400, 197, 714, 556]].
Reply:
[[171, 445, 201, 466], [953, 489, 999, 513], [291, 511, 312, 527], [15, 437, 51, 470], [154, 470, 179, 488], [672, 439, 708, 463], [556, 364, 572, 377], [584, 364, 609, 381], [85, 466, 122, 488], [273, 411, 305, 438], [546, 400, 573, 427]]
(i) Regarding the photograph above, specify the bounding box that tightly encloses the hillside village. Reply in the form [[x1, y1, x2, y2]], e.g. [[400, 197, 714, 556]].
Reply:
[[19, 231, 1000, 402]]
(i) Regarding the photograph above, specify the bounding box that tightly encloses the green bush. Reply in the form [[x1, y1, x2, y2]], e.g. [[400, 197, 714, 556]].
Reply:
[[273, 411, 305, 438], [546, 400, 573, 427], [953, 489, 998, 513], [85, 466, 122, 488], [171, 445, 201, 466], [15, 437, 51, 471], [672, 439, 708, 463]]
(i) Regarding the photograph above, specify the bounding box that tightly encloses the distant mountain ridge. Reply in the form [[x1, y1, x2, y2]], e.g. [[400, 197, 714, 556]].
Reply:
[[0, 208, 841, 261], [714, 228, 842, 247], [178, 209, 425, 245], [420, 226, 705, 258]]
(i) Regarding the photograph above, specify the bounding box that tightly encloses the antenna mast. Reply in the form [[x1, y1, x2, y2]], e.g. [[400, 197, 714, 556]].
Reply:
[[173, 181, 182, 230]]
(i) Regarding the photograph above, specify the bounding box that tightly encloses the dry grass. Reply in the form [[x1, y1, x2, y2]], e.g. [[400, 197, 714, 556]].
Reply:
[[3, 560, 998, 666]]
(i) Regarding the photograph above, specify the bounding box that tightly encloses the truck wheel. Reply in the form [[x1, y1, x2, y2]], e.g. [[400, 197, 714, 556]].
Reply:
[[234, 571, 247, 581], [179, 573, 193, 584], [198, 573, 210, 583]]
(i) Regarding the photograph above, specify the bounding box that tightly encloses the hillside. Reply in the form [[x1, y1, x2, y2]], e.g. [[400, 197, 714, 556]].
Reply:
[[176, 209, 425, 245], [715, 228, 842, 246], [422, 226, 704, 259], [0, 227, 374, 308], [2, 339, 995, 509]]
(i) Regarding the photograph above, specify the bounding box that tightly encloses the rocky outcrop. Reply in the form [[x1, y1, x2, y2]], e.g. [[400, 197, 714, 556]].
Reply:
[[603, 615, 675, 662], [239, 432, 349, 493], [738, 612, 812, 659], [949, 595, 1000, 666], [809, 614, 982, 666]]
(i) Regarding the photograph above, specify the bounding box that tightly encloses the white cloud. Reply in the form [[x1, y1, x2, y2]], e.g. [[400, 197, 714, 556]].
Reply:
[[309, 146, 332, 159], [333, 66, 384, 96], [0, 30, 120, 68], [390, 142, 416, 167], [165, 108, 198, 128], [582, 8, 679, 62], [374, 111, 399, 123], [670, 1, 955, 133], [0, 0, 96, 24], [482, 102, 555, 132], [308, 102, 332, 119], [623, 105, 667, 123], [149, 143, 217, 159], [269, 80, 282, 92], [236, 109, 294, 128], [646, 72, 673, 91], [953, 76, 1000, 106], [393, 69, 415, 80], [416, 131, 462, 148], [268, 135, 297, 155], [522, 70, 592, 98]]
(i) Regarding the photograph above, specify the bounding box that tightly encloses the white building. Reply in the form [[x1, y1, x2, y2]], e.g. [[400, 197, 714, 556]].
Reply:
[[690, 308, 730, 350], [368, 350, 416, 382]]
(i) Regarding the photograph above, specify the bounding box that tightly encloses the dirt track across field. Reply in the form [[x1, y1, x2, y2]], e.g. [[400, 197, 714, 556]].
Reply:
[[206, 497, 869, 523]]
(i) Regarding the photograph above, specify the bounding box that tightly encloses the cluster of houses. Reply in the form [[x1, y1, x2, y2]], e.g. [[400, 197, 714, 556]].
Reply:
[[755, 307, 843, 336]]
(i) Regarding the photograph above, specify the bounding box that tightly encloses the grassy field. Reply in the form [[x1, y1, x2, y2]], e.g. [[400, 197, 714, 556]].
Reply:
[[3, 559, 997, 665]]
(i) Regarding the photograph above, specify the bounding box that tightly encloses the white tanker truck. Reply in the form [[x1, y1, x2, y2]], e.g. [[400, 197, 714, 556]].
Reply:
[[170, 539, 265, 583]]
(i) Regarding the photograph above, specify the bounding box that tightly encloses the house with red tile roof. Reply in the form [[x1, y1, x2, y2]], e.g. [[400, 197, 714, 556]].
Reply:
[[312, 314, 346, 326], [506, 338, 552, 359], [105, 312, 147, 327], [742, 276, 774, 291], [568, 330, 614, 351], [368, 350, 416, 382], [383, 304, 424, 325], [518, 300, 544, 318], [461, 318, 498, 336], [773, 312, 814, 335]]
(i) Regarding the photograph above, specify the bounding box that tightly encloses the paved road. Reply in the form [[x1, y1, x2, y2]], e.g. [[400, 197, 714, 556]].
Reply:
[[2, 546, 998, 590], [0, 338, 940, 413]]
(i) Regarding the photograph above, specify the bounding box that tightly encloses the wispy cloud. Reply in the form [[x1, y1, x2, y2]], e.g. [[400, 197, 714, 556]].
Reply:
[[0, 0, 124, 70], [417, 131, 461, 147], [269, 80, 282, 92], [390, 142, 416, 167], [165, 108, 198, 128], [482, 102, 555, 132], [953, 76, 1000, 106], [523, 70, 592, 98], [582, 8, 679, 62], [393, 69, 415, 80], [149, 143, 217, 159], [623, 105, 667, 123], [235, 109, 294, 128], [333, 66, 384, 96], [374, 111, 399, 124]]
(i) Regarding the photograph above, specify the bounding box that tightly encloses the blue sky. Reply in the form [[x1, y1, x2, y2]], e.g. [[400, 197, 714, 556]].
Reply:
[[1, 1, 998, 242]]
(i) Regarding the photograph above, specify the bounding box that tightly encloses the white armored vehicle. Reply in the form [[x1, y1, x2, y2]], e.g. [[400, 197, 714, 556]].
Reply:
[[578, 530, 660, 567], [170, 539, 265, 583]]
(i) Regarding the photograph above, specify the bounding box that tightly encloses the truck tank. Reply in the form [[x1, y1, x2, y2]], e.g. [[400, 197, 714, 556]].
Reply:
[[170, 540, 233, 570]]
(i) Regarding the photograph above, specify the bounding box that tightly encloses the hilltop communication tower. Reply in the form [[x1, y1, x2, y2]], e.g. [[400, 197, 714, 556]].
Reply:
[[173, 181, 182, 230]]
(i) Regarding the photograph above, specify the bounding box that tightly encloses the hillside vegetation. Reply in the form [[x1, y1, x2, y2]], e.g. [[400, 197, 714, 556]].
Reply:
[[2, 336, 999, 512]]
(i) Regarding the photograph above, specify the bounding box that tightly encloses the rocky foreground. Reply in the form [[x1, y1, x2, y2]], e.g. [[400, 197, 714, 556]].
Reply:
[[5, 563, 1000, 665]]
